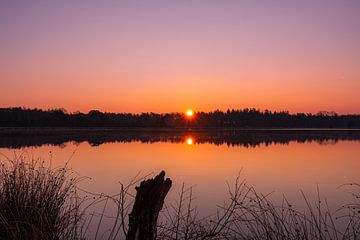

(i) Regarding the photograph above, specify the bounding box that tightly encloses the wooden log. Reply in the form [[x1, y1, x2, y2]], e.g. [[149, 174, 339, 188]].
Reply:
[[126, 171, 172, 240]]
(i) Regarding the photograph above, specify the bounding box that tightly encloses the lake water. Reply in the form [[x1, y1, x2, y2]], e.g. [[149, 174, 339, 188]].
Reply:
[[0, 129, 359, 237]]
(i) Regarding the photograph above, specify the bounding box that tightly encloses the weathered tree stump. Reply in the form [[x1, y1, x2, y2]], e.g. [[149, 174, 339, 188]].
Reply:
[[126, 171, 172, 240]]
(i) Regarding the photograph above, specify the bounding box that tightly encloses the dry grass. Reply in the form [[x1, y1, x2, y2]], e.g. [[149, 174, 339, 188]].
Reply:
[[0, 154, 85, 240], [157, 176, 360, 240]]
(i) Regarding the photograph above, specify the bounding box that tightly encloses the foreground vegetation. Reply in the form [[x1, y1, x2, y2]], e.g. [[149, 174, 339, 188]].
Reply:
[[0, 156, 359, 240], [0, 156, 84, 240]]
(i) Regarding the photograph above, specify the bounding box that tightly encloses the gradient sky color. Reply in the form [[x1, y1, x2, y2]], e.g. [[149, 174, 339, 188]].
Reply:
[[1, 1, 360, 114]]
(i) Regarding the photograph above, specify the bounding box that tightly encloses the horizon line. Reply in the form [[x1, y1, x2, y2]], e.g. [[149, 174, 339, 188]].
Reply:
[[1, 106, 359, 116]]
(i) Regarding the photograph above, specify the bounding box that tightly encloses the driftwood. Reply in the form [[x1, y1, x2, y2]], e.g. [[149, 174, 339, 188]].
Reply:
[[126, 171, 172, 240]]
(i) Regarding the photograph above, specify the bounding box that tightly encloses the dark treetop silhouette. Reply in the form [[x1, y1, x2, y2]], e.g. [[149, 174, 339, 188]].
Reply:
[[1, 107, 360, 128]]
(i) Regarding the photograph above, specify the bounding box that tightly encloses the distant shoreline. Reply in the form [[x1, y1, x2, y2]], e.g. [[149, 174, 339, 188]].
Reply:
[[2, 108, 360, 129], [1, 127, 360, 133]]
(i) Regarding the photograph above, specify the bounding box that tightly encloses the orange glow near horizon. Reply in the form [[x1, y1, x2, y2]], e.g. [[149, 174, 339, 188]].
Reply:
[[186, 137, 194, 145]]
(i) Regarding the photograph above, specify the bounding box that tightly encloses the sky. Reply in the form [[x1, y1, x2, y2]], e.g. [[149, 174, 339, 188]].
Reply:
[[1, 0, 360, 114]]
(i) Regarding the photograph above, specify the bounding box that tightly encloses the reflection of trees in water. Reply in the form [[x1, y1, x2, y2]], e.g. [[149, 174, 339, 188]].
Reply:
[[317, 139, 338, 145], [1, 129, 360, 149]]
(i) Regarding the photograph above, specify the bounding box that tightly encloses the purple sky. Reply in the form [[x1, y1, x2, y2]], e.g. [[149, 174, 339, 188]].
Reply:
[[1, 0, 360, 113]]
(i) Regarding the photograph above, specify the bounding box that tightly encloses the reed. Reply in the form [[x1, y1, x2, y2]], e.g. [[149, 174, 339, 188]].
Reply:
[[0, 154, 85, 240], [157, 176, 360, 240]]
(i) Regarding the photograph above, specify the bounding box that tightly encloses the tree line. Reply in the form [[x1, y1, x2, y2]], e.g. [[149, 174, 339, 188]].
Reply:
[[1, 107, 360, 128]]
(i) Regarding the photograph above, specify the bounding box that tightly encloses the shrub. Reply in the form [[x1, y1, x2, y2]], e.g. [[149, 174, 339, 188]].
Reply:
[[0, 155, 84, 240]]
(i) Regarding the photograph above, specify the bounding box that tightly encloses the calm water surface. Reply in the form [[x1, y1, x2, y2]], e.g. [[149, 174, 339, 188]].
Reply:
[[0, 129, 359, 236]]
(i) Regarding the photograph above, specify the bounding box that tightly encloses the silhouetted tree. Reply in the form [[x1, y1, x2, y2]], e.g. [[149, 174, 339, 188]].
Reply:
[[1, 107, 360, 128]]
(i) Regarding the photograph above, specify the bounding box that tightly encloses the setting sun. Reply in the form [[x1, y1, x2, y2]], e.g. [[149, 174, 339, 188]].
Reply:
[[186, 137, 193, 145], [186, 109, 194, 117]]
